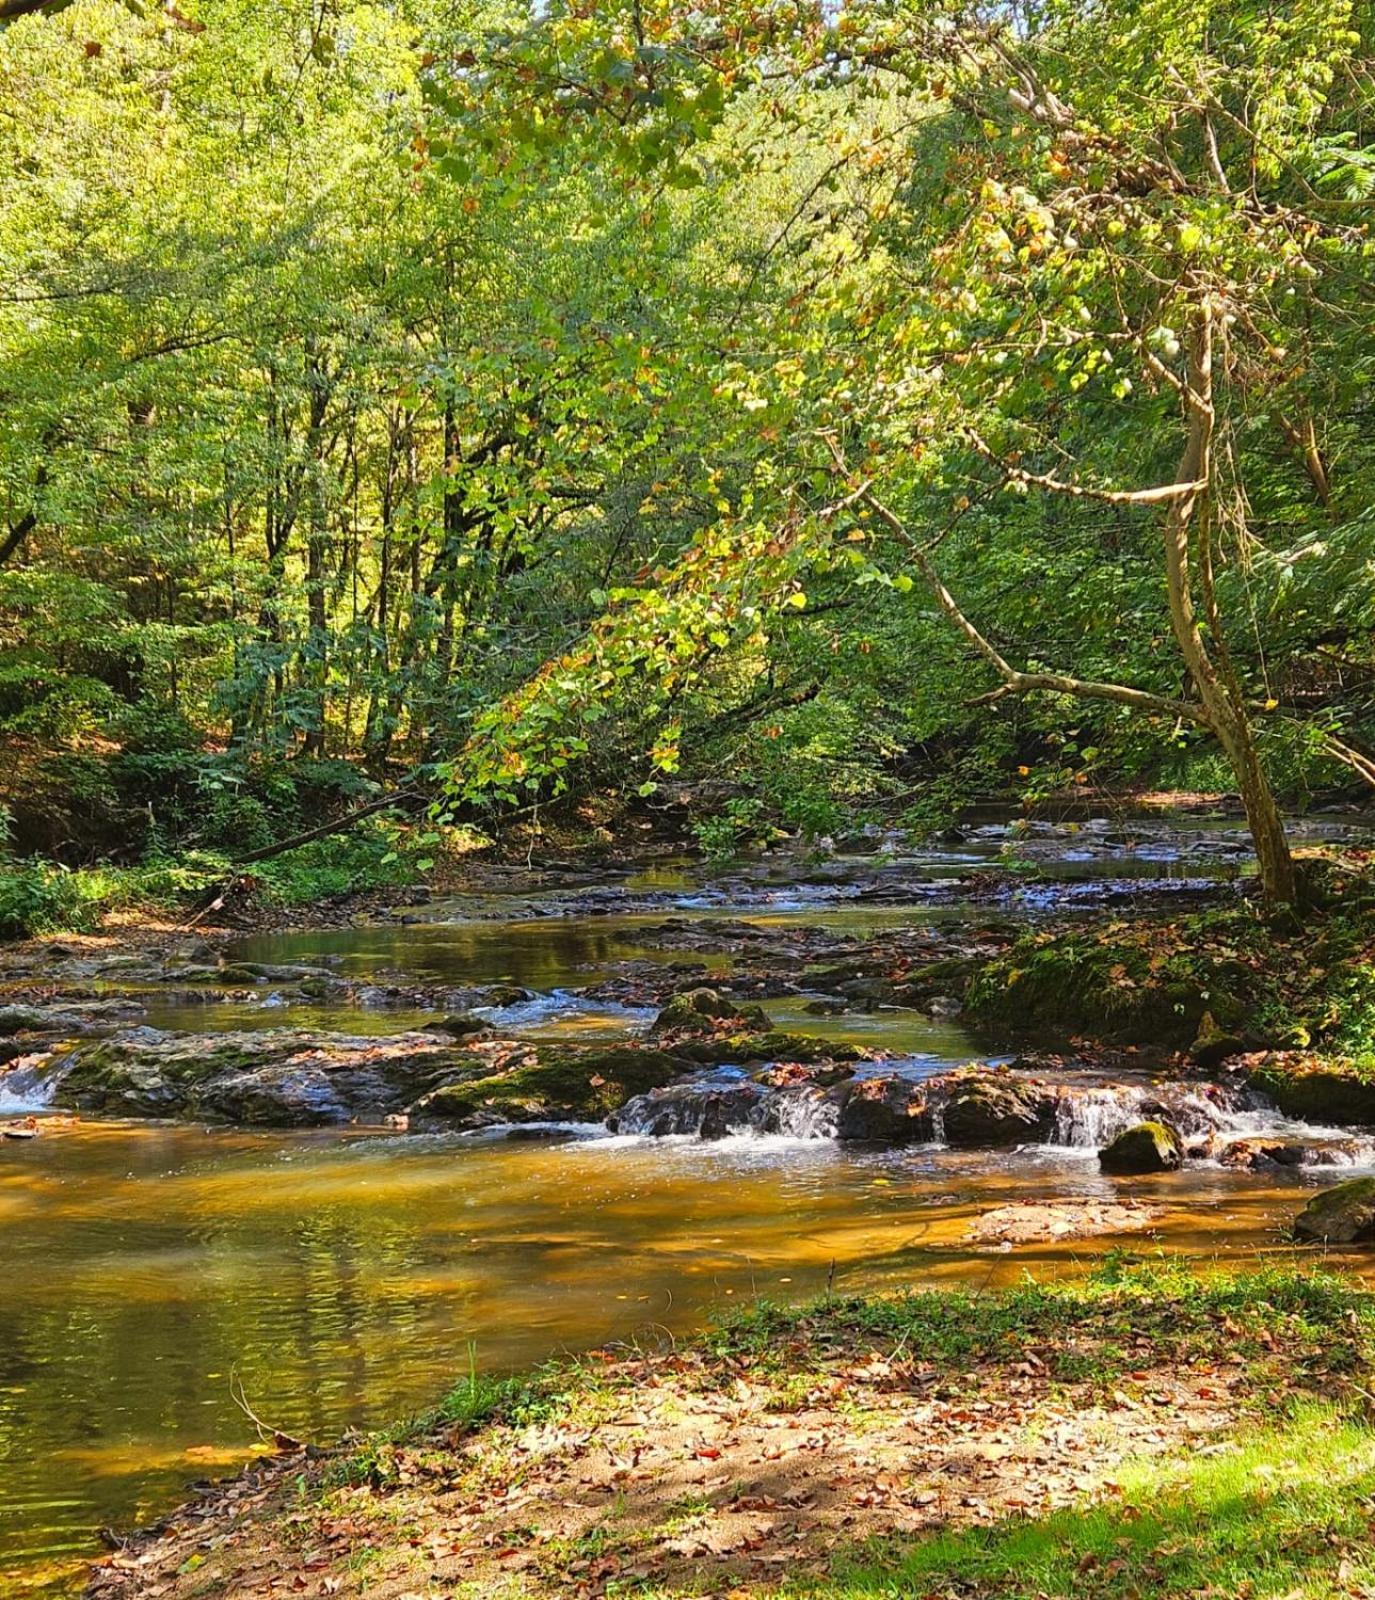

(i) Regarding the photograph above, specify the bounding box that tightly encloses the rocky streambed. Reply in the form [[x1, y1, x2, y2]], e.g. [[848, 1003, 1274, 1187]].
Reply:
[[7, 818, 1375, 1594]]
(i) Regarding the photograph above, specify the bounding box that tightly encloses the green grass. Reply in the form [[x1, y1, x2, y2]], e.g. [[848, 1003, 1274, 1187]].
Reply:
[[701, 1259, 1372, 1390], [823, 1403, 1375, 1598]]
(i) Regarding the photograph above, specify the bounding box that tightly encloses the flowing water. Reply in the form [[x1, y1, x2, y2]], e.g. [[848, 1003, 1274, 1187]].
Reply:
[[3, 817, 1375, 1595]]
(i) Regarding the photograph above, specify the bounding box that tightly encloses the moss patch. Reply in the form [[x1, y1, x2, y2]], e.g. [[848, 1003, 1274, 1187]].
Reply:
[[416, 1044, 691, 1125], [1243, 1051, 1375, 1126]]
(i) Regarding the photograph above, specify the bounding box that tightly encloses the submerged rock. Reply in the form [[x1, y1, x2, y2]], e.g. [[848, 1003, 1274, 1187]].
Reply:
[[1098, 1121, 1183, 1174], [966, 1200, 1159, 1248], [1294, 1178, 1375, 1244]]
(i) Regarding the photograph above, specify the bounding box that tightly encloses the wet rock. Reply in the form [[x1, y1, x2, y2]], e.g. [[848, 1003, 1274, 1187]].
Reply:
[[649, 987, 770, 1037], [484, 985, 535, 1008], [415, 1045, 688, 1129], [1294, 1178, 1375, 1244], [937, 1071, 1057, 1148], [426, 1013, 489, 1039], [836, 1074, 934, 1143], [1241, 1053, 1375, 1126], [0, 1006, 56, 1036], [1098, 1121, 1183, 1174], [1219, 1138, 1310, 1169], [673, 1030, 862, 1067], [46, 1029, 467, 1126]]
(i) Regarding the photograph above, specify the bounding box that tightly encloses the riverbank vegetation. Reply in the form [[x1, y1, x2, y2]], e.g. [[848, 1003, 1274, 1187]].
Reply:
[[91, 1262, 1375, 1599], [5, 0, 1375, 917]]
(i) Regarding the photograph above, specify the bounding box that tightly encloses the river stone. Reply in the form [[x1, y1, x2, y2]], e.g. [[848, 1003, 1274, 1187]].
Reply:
[[0, 1006, 55, 1036], [1294, 1178, 1375, 1244], [48, 1028, 468, 1126], [674, 1030, 861, 1067], [1098, 1121, 1183, 1174], [836, 1075, 934, 1143], [650, 987, 770, 1036], [415, 1045, 690, 1129], [427, 1012, 489, 1038], [936, 1073, 1057, 1148]]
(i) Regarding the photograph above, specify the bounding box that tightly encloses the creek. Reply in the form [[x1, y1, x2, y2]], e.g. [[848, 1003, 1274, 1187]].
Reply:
[[2, 815, 1372, 1595]]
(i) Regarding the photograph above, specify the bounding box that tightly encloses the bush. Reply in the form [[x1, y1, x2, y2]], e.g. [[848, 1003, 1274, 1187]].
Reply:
[[0, 860, 99, 939]]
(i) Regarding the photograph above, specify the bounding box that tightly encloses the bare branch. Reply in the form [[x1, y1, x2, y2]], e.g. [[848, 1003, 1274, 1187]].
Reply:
[[818, 435, 1209, 728], [964, 429, 1206, 505]]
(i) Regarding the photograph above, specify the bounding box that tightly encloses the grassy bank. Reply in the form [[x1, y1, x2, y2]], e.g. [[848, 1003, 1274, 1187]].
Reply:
[[91, 1263, 1375, 1599]]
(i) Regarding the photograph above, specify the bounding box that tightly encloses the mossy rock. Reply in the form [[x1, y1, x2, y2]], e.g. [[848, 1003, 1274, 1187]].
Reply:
[[938, 1072, 1057, 1148], [1294, 1178, 1375, 1244], [0, 1006, 53, 1036], [890, 956, 983, 1008], [673, 1031, 862, 1066], [416, 1045, 689, 1128], [1246, 1054, 1375, 1126], [650, 987, 770, 1036], [965, 934, 1216, 1047], [1099, 1121, 1182, 1175], [53, 1029, 465, 1124], [1189, 1011, 1246, 1070], [428, 1012, 489, 1039]]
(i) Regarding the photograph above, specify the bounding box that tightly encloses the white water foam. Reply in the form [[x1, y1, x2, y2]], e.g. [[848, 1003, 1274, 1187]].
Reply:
[[0, 1057, 59, 1115]]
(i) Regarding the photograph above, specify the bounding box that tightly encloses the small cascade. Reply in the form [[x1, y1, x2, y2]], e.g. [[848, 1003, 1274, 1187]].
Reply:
[[1047, 1078, 1375, 1166], [610, 1078, 841, 1141], [759, 1085, 842, 1140], [0, 1055, 61, 1114]]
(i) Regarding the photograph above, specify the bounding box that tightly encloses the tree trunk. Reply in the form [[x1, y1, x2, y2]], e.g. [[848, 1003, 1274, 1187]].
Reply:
[[1161, 304, 1296, 905]]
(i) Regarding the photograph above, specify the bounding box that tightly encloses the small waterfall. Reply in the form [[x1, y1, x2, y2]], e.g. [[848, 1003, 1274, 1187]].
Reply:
[[0, 1054, 61, 1114], [1047, 1078, 1375, 1166], [760, 1086, 841, 1140], [610, 1079, 840, 1141]]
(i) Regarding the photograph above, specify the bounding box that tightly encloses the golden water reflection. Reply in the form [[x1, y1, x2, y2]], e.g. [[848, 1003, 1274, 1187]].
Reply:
[[1, 1116, 1365, 1593]]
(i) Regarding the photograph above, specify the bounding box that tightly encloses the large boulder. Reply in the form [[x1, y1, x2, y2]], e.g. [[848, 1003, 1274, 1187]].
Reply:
[[935, 1071, 1057, 1148], [415, 1045, 689, 1129], [1243, 1053, 1375, 1126], [47, 1028, 466, 1126], [836, 1066, 1058, 1146], [836, 1074, 934, 1143], [1098, 1121, 1183, 1174], [1294, 1178, 1375, 1244]]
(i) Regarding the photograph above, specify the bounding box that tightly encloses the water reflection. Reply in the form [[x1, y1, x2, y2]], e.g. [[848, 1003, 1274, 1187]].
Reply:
[[0, 1118, 1359, 1593]]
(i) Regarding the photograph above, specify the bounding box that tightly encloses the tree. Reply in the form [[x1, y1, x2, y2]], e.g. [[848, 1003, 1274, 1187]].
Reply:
[[433, 0, 1375, 902]]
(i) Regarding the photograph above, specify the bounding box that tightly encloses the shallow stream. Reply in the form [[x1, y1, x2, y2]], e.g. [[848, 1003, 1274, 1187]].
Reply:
[[3, 815, 1373, 1594]]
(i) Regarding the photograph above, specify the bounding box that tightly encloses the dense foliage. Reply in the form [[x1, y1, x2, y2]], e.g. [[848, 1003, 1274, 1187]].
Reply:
[[4, 0, 1375, 900]]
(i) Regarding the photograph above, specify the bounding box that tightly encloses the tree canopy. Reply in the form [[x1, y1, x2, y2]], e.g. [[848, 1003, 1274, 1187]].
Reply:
[[3, 0, 1375, 899]]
